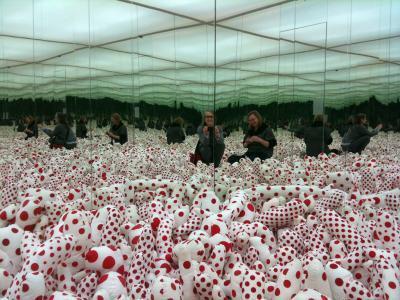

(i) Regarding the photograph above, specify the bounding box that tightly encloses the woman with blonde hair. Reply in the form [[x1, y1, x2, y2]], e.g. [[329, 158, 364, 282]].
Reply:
[[192, 111, 225, 167], [228, 110, 276, 163]]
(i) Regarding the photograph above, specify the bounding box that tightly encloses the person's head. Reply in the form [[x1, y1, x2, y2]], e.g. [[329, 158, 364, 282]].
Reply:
[[56, 113, 67, 125], [111, 113, 121, 126], [347, 116, 354, 125], [173, 117, 184, 127], [79, 116, 87, 124], [313, 114, 324, 126], [354, 113, 367, 125], [203, 111, 215, 127], [25, 116, 34, 124], [247, 110, 263, 129]]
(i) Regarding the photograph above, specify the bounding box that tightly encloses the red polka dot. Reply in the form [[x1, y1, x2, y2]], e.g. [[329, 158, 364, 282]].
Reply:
[[335, 278, 343, 286], [2, 239, 9, 246], [183, 261, 191, 269], [86, 250, 98, 263], [388, 281, 396, 289], [283, 280, 291, 288], [31, 263, 39, 271], [275, 288, 281, 296], [322, 272, 327, 281], [22, 284, 29, 292], [211, 225, 220, 236], [20, 211, 29, 221], [102, 256, 116, 269]]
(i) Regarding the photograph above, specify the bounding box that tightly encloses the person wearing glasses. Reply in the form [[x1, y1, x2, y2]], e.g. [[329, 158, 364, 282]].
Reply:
[[228, 110, 276, 163], [193, 111, 225, 167]]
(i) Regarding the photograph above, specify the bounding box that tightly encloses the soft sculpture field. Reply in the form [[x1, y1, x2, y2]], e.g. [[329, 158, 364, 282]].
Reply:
[[0, 128, 399, 300]]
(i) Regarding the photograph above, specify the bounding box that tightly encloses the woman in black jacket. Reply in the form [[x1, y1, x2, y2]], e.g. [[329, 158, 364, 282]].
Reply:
[[342, 113, 382, 154], [24, 116, 38, 139], [228, 111, 277, 163], [166, 117, 185, 144], [46, 113, 76, 149], [297, 114, 334, 157], [106, 113, 128, 145], [76, 116, 88, 139]]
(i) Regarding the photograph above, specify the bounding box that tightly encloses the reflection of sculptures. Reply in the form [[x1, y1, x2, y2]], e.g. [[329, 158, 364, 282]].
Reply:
[[106, 113, 128, 145], [342, 113, 383, 154], [194, 111, 225, 167], [228, 111, 276, 163]]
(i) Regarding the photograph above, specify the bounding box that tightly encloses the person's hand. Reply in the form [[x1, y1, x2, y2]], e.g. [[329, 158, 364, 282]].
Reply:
[[376, 124, 383, 130], [202, 126, 208, 135], [248, 136, 258, 143], [215, 127, 220, 138]]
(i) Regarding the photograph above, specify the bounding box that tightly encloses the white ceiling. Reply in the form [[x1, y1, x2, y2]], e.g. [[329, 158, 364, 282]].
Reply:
[[0, 0, 399, 108]]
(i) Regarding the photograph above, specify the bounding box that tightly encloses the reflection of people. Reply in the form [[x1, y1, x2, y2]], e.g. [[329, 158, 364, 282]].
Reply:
[[24, 116, 38, 139], [135, 118, 146, 131], [106, 113, 128, 145], [228, 111, 276, 163], [155, 119, 163, 130], [166, 117, 185, 144], [76, 116, 88, 139], [147, 119, 155, 129], [195, 111, 225, 167], [342, 113, 382, 154], [45, 113, 77, 149], [185, 123, 196, 136], [338, 116, 353, 137], [297, 114, 334, 157]]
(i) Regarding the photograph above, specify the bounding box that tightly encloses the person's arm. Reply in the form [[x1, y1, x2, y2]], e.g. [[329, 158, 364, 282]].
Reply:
[[50, 125, 63, 137], [215, 126, 224, 144], [252, 128, 277, 148], [197, 126, 209, 145], [117, 126, 128, 141], [243, 133, 250, 148], [357, 124, 381, 137]]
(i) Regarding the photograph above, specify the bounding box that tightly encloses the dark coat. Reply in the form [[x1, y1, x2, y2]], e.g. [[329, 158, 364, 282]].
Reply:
[[25, 122, 38, 139], [166, 123, 185, 144], [110, 122, 128, 145], [244, 123, 277, 158], [303, 122, 333, 157], [76, 122, 88, 138]]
